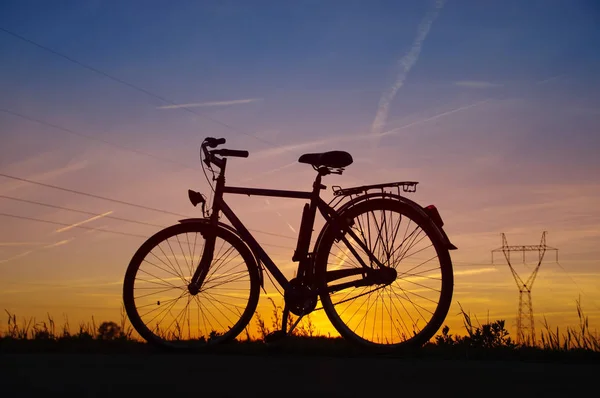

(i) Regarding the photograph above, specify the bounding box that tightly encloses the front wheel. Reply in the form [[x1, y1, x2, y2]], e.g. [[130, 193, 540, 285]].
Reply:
[[123, 222, 260, 350], [316, 198, 453, 350]]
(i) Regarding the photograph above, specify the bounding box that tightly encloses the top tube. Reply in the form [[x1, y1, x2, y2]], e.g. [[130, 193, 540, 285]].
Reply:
[[223, 186, 312, 200]]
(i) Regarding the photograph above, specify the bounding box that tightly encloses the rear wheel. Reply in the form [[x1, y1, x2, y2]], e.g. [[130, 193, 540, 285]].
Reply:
[[123, 222, 260, 350], [316, 198, 453, 350]]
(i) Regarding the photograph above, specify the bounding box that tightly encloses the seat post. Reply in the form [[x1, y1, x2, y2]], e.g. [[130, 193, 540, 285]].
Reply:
[[312, 169, 328, 192]]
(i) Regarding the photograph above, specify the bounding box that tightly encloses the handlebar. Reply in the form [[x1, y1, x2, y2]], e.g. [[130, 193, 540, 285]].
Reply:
[[201, 137, 248, 169], [212, 149, 249, 158], [204, 137, 226, 148]]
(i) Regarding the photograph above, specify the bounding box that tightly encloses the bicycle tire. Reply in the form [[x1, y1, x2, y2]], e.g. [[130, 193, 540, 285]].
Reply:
[[315, 198, 453, 350], [123, 222, 260, 350]]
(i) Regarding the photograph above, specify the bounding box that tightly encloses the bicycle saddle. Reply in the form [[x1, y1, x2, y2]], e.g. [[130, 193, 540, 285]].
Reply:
[[298, 151, 353, 169]]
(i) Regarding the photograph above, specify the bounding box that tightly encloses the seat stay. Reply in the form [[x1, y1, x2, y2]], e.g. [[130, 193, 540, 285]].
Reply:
[[316, 199, 387, 270]]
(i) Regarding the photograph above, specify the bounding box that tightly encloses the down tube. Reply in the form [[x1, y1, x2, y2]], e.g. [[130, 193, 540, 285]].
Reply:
[[217, 197, 291, 290]]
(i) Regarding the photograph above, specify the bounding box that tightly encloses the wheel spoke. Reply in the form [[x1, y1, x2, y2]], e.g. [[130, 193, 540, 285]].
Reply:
[[321, 199, 452, 348], [124, 223, 258, 348]]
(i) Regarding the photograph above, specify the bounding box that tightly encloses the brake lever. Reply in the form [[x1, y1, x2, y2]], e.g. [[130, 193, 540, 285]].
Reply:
[[201, 144, 212, 167]]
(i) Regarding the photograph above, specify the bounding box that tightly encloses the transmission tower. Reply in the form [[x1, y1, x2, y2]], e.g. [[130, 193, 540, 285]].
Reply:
[[491, 231, 558, 345]]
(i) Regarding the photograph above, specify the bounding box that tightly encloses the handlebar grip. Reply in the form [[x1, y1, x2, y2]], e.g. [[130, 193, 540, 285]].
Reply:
[[214, 149, 249, 158], [204, 137, 226, 148]]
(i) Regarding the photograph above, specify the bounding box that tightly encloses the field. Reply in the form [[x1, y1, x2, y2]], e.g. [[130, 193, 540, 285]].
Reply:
[[3, 351, 598, 396], [1, 300, 599, 396]]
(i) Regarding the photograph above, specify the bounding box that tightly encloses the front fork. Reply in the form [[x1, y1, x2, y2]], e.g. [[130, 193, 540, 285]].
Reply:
[[188, 195, 220, 295], [188, 232, 216, 295]]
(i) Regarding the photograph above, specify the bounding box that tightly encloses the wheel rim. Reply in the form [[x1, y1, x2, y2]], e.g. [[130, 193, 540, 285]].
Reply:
[[319, 200, 452, 347], [125, 225, 257, 347]]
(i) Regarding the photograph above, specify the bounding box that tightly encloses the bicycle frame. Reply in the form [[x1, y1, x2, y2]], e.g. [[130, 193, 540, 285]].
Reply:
[[188, 156, 386, 294]]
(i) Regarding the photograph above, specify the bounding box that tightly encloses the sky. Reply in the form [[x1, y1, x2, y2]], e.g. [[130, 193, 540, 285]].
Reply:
[[1, 0, 600, 342]]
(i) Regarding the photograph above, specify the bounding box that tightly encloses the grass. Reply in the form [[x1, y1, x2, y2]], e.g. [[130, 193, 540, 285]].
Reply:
[[2, 298, 599, 361]]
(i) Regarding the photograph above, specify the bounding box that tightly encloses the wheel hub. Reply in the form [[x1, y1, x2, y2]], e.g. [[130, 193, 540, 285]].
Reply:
[[369, 266, 397, 285], [188, 282, 200, 295]]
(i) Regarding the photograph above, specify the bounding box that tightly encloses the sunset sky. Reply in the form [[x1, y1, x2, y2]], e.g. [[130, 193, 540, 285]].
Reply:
[[1, 0, 599, 341]]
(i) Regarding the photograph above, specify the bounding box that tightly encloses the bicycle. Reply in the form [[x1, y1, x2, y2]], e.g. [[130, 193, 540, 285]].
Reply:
[[123, 137, 457, 351]]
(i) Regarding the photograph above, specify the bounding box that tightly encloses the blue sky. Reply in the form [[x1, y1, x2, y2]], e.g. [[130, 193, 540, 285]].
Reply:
[[1, 0, 599, 336]]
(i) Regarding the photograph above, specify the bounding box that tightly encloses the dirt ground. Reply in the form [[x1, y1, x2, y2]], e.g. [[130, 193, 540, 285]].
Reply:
[[2, 352, 597, 396]]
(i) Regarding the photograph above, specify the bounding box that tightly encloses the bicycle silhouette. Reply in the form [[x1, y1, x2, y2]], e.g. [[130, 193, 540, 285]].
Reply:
[[123, 137, 456, 351]]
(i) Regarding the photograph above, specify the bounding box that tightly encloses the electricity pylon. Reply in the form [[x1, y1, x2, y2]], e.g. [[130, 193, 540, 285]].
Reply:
[[491, 231, 558, 346]]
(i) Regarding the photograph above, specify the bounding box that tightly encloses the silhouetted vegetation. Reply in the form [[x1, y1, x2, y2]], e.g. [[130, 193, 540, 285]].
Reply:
[[2, 299, 599, 361]]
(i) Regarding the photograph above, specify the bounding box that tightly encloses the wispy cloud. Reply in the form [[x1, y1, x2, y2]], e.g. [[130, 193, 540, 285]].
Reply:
[[239, 162, 297, 183], [370, 0, 446, 146], [454, 80, 502, 89], [0, 242, 50, 247], [157, 98, 261, 109], [54, 211, 113, 233], [537, 74, 565, 85], [453, 267, 499, 277], [379, 98, 492, 138], [245, 138, 334, 162], [0, 159, 90, 195], [247, 99, 489, 162], [0, 238, 75, 265]]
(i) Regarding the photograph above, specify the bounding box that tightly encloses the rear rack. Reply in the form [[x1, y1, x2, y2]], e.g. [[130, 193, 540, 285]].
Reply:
[[331, 181, 418, 197]]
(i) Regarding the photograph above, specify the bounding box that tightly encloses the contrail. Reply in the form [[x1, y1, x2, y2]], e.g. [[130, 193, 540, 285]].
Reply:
[[157, 98, 261, 109], [0, 238, 75, 264], [370, 0, 446, 147], [55, 211, 113, 233], [379, 99, 492, 138], [247, 99, 488, 162], [239, 162, 297, 183]]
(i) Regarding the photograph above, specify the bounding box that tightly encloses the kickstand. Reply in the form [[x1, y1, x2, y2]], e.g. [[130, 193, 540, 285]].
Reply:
[[264, 305, 304, 343], [282, 305, 305, 336]]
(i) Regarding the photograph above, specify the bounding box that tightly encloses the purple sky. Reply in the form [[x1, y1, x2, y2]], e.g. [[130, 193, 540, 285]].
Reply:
[[1, 0, 599, 338]]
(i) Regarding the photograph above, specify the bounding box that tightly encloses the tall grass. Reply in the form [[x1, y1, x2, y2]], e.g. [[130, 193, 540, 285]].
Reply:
[[2, 304, 135, 342], [2, 298, 598, 357], [254, 297, 320, 340], [539, 297, 600, 351]]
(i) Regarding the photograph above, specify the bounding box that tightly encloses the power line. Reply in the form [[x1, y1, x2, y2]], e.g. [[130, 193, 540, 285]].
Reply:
[[0, 108, 199, 170], [0, 212, 295, 254], [0, 172, 191, 218], [0, 212, 148, 238], [0, 194, 164, 229], [0, 174, 297, 240], [1, 193, 297, 240], [0, 26, 287, 151], [553, 261, 600, 313]]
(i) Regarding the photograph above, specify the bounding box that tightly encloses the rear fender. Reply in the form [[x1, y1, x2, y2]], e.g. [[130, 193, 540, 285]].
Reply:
[[178, 218, 264, 288], [313, 192, 456, 254]]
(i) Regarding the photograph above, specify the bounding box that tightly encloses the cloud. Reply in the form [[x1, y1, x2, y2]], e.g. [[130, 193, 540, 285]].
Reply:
[[244, 137, 336, 162], [0, 159, 90, 195], [239, 161, 297, 183], [157, 98, 261, 109], [454, 81, 502, 89], [370, 0, 446, 146], [0, 242, 49, 247], [379, 98, 492, 138], [44, 239, 74, 248], [453, 267, 499, 277], [536, 74, 565, 85], [0, 238, 75, 265], [246, 99, 489, 162], [54, 211, 113, 233]]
